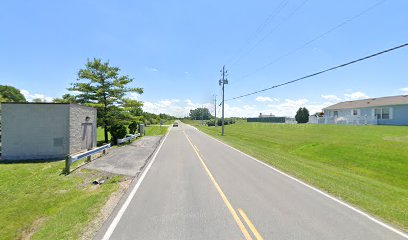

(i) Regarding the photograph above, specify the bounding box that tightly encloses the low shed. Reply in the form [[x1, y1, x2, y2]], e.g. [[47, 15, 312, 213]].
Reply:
[[1, 103, 97, 160]]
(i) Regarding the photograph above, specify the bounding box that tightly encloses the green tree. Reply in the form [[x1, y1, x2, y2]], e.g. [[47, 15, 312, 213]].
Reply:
[[69, 58, 143, 143], [53, 94, 78, 103], [128, 121, 139, 134], [32, 98, 45, 103], [0, 85, 26, 102], [295, 107, 310, 123], [109, 123, 128, 144], [189, 108, 212, 120]]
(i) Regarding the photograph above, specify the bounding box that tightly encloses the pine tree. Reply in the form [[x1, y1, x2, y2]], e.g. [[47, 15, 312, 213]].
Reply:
[[69, 58, 143, 143]]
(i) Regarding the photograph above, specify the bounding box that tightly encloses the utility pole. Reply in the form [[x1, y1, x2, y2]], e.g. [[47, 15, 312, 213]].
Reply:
[[219, 65, 228, 136], [214, 94, 217, 127], [201, 105, 204, 125]]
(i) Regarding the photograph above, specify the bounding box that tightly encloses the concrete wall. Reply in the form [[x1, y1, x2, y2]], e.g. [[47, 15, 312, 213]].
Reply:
[[69, 104, 97, 154], [1, 104, 70, 160]]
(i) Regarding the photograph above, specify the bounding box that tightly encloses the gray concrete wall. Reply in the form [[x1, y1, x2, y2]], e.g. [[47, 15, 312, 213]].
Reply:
[[69, 104, 97, 154], [1, 104, 70, 160]]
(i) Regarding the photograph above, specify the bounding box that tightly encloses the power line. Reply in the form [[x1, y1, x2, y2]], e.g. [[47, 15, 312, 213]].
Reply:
[[237, 0, 387, 81], [229, 0, 310, 69], [226, 42, 408, 101], [226, 0, 289, 67]]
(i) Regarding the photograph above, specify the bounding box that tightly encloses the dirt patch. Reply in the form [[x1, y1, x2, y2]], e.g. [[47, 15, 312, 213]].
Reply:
[[20, 217, 48, 240], [383, 136, 408, 143], [79, 177, 133, 240]]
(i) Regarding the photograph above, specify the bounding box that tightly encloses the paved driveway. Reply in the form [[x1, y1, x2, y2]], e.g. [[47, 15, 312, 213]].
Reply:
[[84, 136, 162, 176]]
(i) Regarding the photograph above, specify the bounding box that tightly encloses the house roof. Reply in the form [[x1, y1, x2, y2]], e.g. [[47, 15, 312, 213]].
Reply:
[[323, 95, 408, 110]]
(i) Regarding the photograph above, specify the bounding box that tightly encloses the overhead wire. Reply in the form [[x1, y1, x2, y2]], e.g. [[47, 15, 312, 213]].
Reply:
[[229, 0, 310, 69], [226, 0, 289, 67], [236, 0, 387, 81], [225, 42, 408, 101]]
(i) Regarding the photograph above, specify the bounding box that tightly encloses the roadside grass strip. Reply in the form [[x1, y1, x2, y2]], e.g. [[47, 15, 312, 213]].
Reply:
[[0, 159, 121, 239]]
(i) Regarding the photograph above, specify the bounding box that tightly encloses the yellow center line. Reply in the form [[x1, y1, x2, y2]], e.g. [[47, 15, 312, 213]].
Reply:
[[194, 144, 200, 152], [238, 208, 264, 240], [183, 132, 253, 240]]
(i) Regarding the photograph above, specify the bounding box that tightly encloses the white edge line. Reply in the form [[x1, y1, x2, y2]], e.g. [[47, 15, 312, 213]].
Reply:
[[101, 128, 171, 240], [188, 125, 408, 239]]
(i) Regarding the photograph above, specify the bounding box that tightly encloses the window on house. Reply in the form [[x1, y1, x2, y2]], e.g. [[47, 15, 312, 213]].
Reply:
[[382, 108, 390, 119], [353, 109, 359, 116], [333, 111, 338, 117], [374, 108, 391, 119], [375, 108, 382, 119]]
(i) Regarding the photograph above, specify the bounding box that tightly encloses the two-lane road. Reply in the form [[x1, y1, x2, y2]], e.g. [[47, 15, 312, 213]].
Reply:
[[96, 122, 407, 240]]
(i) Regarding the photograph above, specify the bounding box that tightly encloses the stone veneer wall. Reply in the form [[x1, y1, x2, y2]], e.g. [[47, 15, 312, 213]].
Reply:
[[69, 104, 97, 154]]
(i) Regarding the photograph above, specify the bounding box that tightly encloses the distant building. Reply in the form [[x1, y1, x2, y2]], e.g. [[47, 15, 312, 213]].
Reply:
[[311, 95, 408, 125], [1, 103, 97, 160], [259, 113, 275, 118]]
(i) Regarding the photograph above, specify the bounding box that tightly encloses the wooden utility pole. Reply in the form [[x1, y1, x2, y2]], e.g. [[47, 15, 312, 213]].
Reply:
[[214, 94, 217, 127], [219, 66, 228, 136]]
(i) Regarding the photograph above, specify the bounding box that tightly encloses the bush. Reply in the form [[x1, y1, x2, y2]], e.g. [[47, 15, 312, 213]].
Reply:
[[109, 124, 128, 144], [295, 107, 309, 123], [128, 121, 138, 134], [217, 118, 233, 126], [207, 120, 215, 126]]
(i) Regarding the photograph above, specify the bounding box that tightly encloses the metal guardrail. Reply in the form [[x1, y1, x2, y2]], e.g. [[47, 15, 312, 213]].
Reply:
[[65, 144, 111, 173], [117, 133, 140, 144]]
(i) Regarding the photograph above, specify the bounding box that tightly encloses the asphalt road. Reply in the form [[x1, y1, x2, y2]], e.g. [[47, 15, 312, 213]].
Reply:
[[97, 122, 407, 240]]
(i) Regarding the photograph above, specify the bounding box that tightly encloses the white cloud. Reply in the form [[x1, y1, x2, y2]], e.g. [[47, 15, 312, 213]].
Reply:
[[20, 89, 53, 102], [266, 99, 309, 117], [400, 87, 408, 94], [145, 67, 159, 72], [142, 99, 209, 117], [321, 94, 341, 101], [255, 96, 278, 102], [128, 92, 141, 100], [223, 104, 260, 118], [221, 98, 332, 118], [344, 91, 369, 101], [141, 90, 370, 118]]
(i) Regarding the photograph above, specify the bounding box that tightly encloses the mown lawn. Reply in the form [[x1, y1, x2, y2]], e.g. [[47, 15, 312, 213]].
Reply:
[[184, 120, 408, 231], [145, 125, 168, 136], [0, 160, 122, 239], [97, 127, 111, 143]]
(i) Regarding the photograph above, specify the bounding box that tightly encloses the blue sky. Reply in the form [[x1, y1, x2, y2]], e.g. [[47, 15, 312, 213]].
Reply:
[[1, 0, 407, 117]]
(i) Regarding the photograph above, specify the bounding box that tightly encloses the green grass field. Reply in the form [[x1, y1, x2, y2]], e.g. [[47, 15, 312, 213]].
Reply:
[[97, 124, 171, 142], [184, 120, 408, 231], [97, 127, 111, 143], [145, 125, 168, 136], [0, 160, 122, 239]]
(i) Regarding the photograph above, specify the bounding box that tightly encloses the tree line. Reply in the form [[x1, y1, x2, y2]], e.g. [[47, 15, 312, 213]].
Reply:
[[0, 58, 175, 144]]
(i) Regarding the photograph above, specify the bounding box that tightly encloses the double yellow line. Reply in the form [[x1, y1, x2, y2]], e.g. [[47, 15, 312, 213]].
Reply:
[[184, 131, 264, 240]]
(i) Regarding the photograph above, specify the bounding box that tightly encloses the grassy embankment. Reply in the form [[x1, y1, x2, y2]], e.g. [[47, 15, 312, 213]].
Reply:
[[0, 159, 122, 239], [184, 120, 408, 231], [145, 125, 169, 136], [97, 123, 171, 143]]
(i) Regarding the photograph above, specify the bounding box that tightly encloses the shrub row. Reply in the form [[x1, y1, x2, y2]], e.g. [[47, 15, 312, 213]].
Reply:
[[207, 118, 236, 126]]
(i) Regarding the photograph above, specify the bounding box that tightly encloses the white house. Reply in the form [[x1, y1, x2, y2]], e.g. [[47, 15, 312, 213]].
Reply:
[[319, 95, 408, 125]]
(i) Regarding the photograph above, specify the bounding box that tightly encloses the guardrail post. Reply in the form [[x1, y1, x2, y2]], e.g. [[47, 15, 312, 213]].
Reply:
[[65, 156, 72, 174], [86, 155, 92, 163]]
